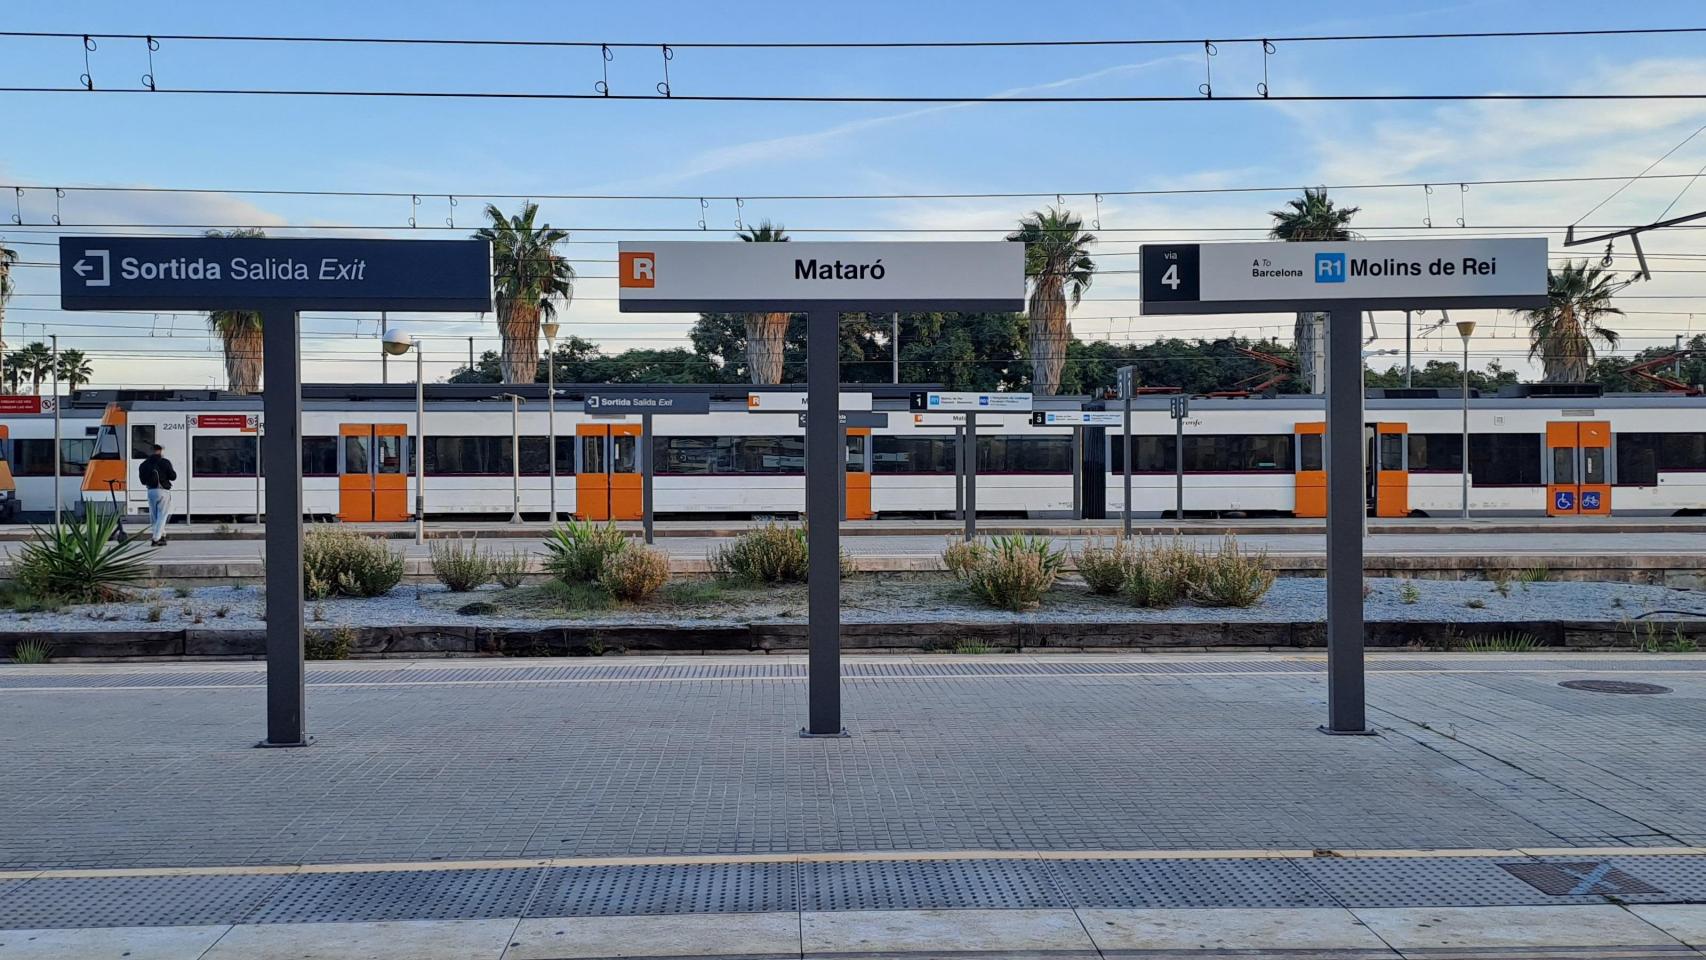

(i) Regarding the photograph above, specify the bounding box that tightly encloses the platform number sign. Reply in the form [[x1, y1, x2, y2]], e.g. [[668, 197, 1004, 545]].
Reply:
[[1140, 244, 1201, 304], [1554, 490, 1575, 512], [1581, 490, 1601, 511]]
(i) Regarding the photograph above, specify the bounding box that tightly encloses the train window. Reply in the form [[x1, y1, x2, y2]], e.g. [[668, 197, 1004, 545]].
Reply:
[[654, 435, 805, 475], [1583, 446, 1607, 484], [556, 436, 575, 475], [1378, 433, 1404, 471], [193, 436, 258, 477], [1551, 447, 1575, 485], [375, 435, 404, 475], [91, 425, 121, 460], [422, 436, 547, 475], [303, 437, 338, 476], [129, 425, 155, 459], [1407, 434, 1462, 472], [1299, 435, 1324, 472], [612, 434, 638, 474], [519, 437, 550, 475], [1469, 434, 1543, 485], [11, 438, 95, 477], [872, 436, 954, 474], [581, 435, 606, 474], [977, 436, 1072, 473], [1616, 432, 1706, 484], [846, 434, 866, 473]]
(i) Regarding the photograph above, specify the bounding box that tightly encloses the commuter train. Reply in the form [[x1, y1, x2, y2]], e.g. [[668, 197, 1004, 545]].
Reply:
[[1, 382, 1702, 523]]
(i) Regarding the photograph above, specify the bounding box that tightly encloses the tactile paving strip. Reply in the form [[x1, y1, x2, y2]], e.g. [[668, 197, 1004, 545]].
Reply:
[[1296, 856, 1612, 908], [525, 862, 797, 917], [1046, 857, 1337, 909], [0, 874, 288, 928], [252, 867, 545, 923], [801, 857, 1062, 912]]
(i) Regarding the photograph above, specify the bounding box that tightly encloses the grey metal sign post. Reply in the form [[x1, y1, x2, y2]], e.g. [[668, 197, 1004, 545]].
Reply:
[[911, 392, 1032, 541], [1117, 366, 1136, 538], [617, 241, 1023, 736], [59, 235, 492, 748], [1169, 394, 1190, 520], [585, 393, 711, 544], [1139, 238, 1546, 734]]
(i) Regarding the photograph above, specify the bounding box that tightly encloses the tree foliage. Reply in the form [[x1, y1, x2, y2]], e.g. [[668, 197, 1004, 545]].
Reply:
[[475, 202, 575, 384], [1008, 207, 1095, 396], [1523, 259, 1623, 383], [204, 228, 267, 393]]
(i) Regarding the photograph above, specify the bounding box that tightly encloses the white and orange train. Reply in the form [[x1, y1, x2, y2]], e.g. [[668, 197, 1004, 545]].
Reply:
[[0, 383, 1700, 523]]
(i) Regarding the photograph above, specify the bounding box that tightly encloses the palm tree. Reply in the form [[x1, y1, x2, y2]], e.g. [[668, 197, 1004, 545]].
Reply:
[[1268, 189, 1360, 393], [737, 221, 790, 384], [1523, 260, 1623, 383], [0, 242, 15, 394], [204, 228, 267, 393], [11, 342, 54, 393], [56, 348, 93, 390], [1007, 207, 1095, 396], [475, 202, 574, 384]]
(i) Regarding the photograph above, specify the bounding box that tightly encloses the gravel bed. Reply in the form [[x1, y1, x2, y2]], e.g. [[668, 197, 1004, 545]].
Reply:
[[1, 576, 1702, 634]]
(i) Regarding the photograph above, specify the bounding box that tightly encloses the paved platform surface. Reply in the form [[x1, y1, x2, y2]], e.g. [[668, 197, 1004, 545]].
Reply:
[[5, 652, 1706, 957]]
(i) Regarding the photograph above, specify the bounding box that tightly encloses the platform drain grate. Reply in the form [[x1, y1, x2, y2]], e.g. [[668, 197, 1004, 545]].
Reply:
[[1048, 858, 1336, 909], [1559, 679, 1673, 695], [801, 858, 1062, 912], [253, 867, 545, 923], [526, 862, 797, 917]]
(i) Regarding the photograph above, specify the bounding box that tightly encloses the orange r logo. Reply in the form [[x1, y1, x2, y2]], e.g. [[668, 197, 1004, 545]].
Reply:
[[620, 252, 656, 288]]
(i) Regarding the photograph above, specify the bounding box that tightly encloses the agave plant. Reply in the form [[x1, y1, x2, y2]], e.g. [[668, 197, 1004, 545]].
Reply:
[[13, 511, 155, 601]]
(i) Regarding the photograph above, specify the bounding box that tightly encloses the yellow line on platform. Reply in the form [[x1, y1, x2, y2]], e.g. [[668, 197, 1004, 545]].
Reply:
[[14, 845, 1704, 880]]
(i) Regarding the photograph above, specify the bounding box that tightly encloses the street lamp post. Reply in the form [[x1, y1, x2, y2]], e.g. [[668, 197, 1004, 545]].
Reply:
[[382, 329, 426, 544], [50, 334, 60, 531], [501, 393, 524, 523], [543, 320, 559, 525], [1457, 320, 1477, 519]]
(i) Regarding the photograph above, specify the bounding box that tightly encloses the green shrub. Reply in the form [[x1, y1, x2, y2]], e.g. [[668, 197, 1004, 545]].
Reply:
[[954, 640, 990, 655], [9, 638, 51, 664], [12, 513, 154, 602], [429, 537, 492, 592], [305, 625, 355, 660], [543, 521, 630, 584], [1517, 564, 1553, 583], [942, 538, 987, 581], [1465, 597, 1486, 609], [1123, 545, 1193, 608], [1075, 539, 1137, 595], [599, 545, 671, 601], [491, 550, 530, 589], [1399, 582, 1421, 604], [1461, 630, 1539, 652], [1188, 536, 1275, 608], [303, 526, 405, 599], [712, 523, 810, 584], [962, 535, 1064, 612], [0, 583, 67, 613]]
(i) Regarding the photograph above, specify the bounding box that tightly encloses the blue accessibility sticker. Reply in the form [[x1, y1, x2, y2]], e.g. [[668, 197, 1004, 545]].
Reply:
[[1554, 490, 1575, 511]]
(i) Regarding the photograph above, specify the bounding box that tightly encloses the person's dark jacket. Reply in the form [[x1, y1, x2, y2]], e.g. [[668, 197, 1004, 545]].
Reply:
[[138, 454, 176, 491]]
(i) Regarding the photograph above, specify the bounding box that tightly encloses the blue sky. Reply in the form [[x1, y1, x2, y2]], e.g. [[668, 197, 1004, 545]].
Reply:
[[4, 0, 1706, 386]]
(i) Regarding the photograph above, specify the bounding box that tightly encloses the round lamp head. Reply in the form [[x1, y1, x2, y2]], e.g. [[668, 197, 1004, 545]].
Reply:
[[541, 320, 560, 341], [381, 328, 415, 357], [1455, 320, 1477, 339]]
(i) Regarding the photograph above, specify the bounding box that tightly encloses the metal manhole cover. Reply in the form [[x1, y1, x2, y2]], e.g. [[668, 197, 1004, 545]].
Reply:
[[1499, 862, 1661, 897], [1559, 680, 1672, 695]]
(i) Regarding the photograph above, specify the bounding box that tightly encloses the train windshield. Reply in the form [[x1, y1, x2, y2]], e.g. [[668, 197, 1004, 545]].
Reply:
[[92, 424, 122, 460]]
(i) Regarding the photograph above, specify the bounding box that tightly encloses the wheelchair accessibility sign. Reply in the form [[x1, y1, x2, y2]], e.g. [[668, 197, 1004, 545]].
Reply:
[[1554, 490, 1575, 511]]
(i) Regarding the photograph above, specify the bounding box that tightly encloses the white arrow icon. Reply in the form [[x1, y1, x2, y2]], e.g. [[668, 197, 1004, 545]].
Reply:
[[74, 250, 110, 287]]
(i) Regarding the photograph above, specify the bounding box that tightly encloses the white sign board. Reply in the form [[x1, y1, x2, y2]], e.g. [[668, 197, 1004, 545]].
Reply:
[[746, 392, 874, 412], [909, 412, 968, 427], [1140, 239, 1549, 314], [911, 391, 1033, 412], [1032, 411, 1125, 427], [616, 241, 1025, 312]]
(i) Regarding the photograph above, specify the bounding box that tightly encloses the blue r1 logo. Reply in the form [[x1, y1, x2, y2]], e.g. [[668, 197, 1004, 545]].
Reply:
[[1554, 490, 1575, 511], [1315, 252, 1346, 283]]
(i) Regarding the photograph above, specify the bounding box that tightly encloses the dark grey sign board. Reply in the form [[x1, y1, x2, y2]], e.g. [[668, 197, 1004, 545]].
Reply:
[[584, 393, 711, 415], [59, 236, 493, 312], [798, 412, 888, 429]]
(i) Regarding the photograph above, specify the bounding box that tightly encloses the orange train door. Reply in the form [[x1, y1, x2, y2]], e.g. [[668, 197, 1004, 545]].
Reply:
[[339, 423, 408, 522], [1293, 422, 1326, 518], [1547, 421, 1611, 516], [575, 423, 642, 521], [1373, 422, 1409, 517], [844, 428, 873, 520]]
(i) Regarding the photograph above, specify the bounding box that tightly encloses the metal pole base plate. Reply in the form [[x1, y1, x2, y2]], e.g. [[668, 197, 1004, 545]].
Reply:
[[799, 728, 851, 739], [1316, 725, 1379, 737], [255, 736, 316, 749]]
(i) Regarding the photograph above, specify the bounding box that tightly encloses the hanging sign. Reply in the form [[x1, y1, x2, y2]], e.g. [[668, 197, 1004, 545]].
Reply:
[[1029, 411, 1125, 427], [909, 391, 1033, 412]]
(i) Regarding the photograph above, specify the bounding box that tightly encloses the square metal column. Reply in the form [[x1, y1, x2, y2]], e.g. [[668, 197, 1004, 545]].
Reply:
[[260, 307, 308, 747], [804, 308, 846, 737], [1323, 306, 1370, 735]]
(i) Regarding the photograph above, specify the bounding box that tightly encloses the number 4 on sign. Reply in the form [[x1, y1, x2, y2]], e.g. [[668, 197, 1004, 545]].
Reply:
[[1161, 263, 1180, 289]]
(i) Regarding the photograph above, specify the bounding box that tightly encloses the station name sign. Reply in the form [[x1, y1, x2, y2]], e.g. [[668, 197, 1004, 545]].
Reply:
[[1030, 411, 1124, 427], [616, 241, 1025, 313], [798, 412, 888, 429], [59, 236, 494, 312], [1139, 239, 1549, 314], [584, 393, 711, 415]]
